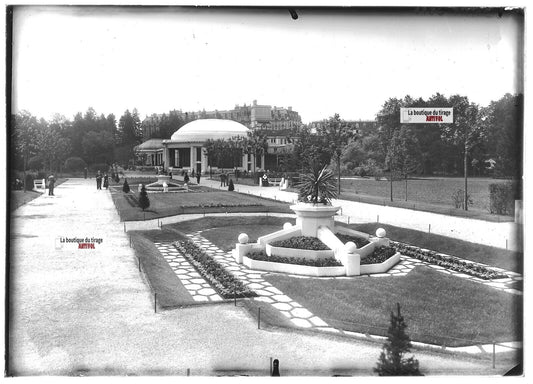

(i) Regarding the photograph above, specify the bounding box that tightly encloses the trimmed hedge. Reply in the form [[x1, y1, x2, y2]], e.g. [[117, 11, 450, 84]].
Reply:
[[489, 181, 520, 215], [174, 240, 256, 299], [246, 251, 342, 267]]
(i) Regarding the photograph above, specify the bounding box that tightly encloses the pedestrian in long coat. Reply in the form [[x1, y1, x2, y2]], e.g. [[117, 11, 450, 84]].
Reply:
[[96, 171, 102, 190]]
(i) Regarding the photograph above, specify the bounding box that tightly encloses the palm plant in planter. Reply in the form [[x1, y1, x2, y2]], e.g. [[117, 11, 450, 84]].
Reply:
[[297, 165, 338, 205]]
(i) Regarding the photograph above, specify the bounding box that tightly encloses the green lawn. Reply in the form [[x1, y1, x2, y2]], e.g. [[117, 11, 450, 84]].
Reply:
[[264, 267, 522, 347], [111, 188, 292, 221], [10, 178, 68, 210], [340, 177, 513, 217], [341, 222, 522, 273]]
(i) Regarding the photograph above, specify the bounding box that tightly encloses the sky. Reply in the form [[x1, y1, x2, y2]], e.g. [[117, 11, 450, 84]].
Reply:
[[11, 6, 523, 123]]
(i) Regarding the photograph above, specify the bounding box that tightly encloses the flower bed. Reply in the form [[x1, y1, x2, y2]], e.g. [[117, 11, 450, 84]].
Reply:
[[270, 236, 330, 251], [246, 251, 342, 267], [360, 246, 396, 265], [335, 233, 371, 248], [392, 242, 508, 280], [174, 240, 256, 299]]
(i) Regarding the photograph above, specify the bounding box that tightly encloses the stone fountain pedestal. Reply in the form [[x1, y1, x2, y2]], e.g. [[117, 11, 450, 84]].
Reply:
[[290, 204, 340, 237]]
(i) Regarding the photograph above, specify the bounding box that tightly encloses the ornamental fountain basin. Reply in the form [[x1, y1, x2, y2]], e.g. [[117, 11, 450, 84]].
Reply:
[[145, 175, 186, 192], [233, 203, 400, 277]]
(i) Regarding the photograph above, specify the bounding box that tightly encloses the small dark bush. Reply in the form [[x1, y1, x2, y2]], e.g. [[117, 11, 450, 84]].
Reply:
[[271, 236, 330, 251], [122, 179, 130, 193], [138, 184, 150, 211], [451, 189, 473, 209], [489, 182, 519, 215], [24, 173, 34, 191], [228, 179, 235, 191], [64, 157, 87, 172]]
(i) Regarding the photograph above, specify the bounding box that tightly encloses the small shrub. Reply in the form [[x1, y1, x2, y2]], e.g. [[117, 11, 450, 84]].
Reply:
[[270, 236, 330, 251], [228, 179, 235, 191], [122, 179, 130, 193], [374, 303, 422, 376], [24, 173, 34, 191], [489, 182, 519, 215], [64, 157, 87, 172], [138, 184, 150, 211], [451, 189, 473, 209]]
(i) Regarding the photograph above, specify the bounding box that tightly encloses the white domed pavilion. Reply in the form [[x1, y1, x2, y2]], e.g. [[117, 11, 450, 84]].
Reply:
[[162, 119, 258, 174]]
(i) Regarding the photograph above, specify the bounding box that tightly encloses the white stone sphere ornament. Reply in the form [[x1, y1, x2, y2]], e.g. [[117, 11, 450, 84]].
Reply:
[[345, 241, 358, 254], [283, 222, 293, 230], [238, 233, 249, 244], [376, 228, 387, 238]]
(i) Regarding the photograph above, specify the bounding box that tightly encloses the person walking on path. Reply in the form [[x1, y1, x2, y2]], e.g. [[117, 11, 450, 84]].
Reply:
[[96, 171, 102, 190], [220, 171, 227, 187], [184, 172, 190, 185], [103, 173, 109, 189], [196, 170, 201, 184], [47, 174, 55, 196]]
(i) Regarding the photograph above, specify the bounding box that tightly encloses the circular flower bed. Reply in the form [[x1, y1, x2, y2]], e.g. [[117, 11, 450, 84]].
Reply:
[[335, 233, 370, 248], [270, 236, 330, 251], [246, 251, 342, 267]]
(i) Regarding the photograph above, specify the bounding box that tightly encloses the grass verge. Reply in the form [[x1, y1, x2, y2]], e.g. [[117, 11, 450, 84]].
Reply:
[[264, 266, 522, 347], [129, 230, 195, 307]]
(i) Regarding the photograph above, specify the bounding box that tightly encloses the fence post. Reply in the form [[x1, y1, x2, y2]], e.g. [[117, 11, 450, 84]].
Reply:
[[506, 239, 508, 250], [493, 342, 496, 368], [154, 292, 157, 313], [377, 214, 379, 223], [124, 222, 126, 232], [234, 284, 237, 306], [186, 368, 190, 376], [258, 308, 261, 329], [428, 224, 431, 234]]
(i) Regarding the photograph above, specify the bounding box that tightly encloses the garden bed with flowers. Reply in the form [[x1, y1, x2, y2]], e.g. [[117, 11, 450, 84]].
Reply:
[[174, 240, 256, 299], [246, 251, 342, 267], [335, 233, 371, 248], [392, 242, 508, 280], [360, 246, 397, 265], [270, 236, 330, 250]]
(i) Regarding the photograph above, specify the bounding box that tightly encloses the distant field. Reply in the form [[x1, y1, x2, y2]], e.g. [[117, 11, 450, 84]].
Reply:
[[340, 177, 511, 214]]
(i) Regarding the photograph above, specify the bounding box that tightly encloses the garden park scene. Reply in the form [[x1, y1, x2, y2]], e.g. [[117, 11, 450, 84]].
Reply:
[[8, 6, 525, 378]]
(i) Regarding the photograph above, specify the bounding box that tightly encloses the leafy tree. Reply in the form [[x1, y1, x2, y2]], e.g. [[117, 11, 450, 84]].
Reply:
[[12, 111, 41, 188], [483, 93, 523, 178], [286, 125, 331, 173], [386, 127, 422, 201], [374, 303, 422, 376], [440, 95, 484, 210], [317, 114, 356, 195], [297, 164, 337, 205], [138, 184, 150, 210], [242, 130, 268, 174]]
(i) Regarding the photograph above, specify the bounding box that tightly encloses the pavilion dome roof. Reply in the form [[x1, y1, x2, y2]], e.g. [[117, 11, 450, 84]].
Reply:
[[135, 138, 164, 151], [169, 119, 250, 143]]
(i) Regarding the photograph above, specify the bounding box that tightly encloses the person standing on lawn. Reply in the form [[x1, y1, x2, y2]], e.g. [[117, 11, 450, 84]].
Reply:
[[48, 174, 55, 196], [196, 170, 201, 184], [96, 170, 102, 190]]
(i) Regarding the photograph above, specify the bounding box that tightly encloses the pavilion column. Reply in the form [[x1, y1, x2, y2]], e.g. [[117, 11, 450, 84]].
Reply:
[[201, 148, 208, 174], [190, 146, 195, 171], [163, 146, 170, 169]]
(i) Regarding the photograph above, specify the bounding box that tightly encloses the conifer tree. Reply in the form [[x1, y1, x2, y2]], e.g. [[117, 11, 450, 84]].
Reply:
[[374, 303, 422, 376], [228, 179, 235, 191], [122, 179, 130, 193], [138, 184, 150, 211]]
